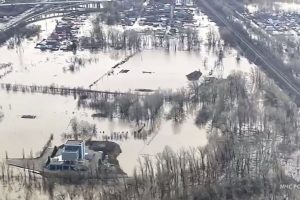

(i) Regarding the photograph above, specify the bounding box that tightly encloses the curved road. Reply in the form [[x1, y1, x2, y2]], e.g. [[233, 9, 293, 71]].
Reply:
[[0, 0, 112, 32]]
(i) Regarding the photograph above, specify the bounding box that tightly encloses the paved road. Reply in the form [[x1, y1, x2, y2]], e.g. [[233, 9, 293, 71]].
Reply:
[[0, 6, 48, 32], [200, 0, 300, 99], [0, 0, 112, 32]]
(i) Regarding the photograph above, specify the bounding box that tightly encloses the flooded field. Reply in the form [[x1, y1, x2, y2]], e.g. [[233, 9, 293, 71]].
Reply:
[[0, 7, 260, 199], [93, 48, 254, 91], [0, 12, 256, 161], [0, 13, 255, 91], [0, 18, 127, 88], [0, 91, 208, 174]]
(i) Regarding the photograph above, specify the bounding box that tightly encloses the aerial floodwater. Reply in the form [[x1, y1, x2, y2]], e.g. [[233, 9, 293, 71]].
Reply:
[[0, 14, 253, 154], [2, 0, 290, 198]]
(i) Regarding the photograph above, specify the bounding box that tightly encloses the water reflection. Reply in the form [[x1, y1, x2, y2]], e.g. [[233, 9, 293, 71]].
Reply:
[[0, 14, 255, 91], [0, 7, 261, 199], [0, 12, 255, 167]]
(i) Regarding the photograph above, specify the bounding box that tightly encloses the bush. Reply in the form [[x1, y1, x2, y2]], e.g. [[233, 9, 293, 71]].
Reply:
[[196, 106, 211, 126]]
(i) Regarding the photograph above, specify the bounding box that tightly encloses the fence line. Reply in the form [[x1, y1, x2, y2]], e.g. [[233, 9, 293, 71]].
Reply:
[[0, 83, 141, 98]]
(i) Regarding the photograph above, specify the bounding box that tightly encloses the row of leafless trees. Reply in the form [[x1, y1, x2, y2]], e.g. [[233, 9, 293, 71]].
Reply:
[[79, 70, 298, 199], [95, 71, 297, 199], [80, 15, 207, 52], [0, 70, 298, 199], [80, 18, 142, 50]]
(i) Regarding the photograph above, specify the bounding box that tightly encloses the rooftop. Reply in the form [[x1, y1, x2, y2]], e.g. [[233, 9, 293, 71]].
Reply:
[[65, 140, 84, 146]]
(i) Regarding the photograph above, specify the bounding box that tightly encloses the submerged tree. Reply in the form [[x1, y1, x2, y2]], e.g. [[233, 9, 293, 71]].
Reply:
[[68, 118, 97, 140]]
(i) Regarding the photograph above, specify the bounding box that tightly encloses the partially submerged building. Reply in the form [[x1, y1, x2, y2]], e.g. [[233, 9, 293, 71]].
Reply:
[[7, 139, 126, 180], [47, 140, 89, 171]]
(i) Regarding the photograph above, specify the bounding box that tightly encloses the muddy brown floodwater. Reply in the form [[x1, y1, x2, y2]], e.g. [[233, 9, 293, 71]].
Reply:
[[0, 11, 259, 199]]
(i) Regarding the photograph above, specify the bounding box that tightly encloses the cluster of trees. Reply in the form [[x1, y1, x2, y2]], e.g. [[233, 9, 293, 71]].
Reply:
[[79, 92, 164, 125], [65, 56, 99, 73], [92, 71, 298, 199], [159, 28, 203, 51], [0, 70, 299, 199], [80, 20, 141, 50], [81, 15, 205, 52], [78, 68, 299, 199], [64, 118, 97, 140], [99, 2, 122, 25], [0, 23, 41, 47]]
